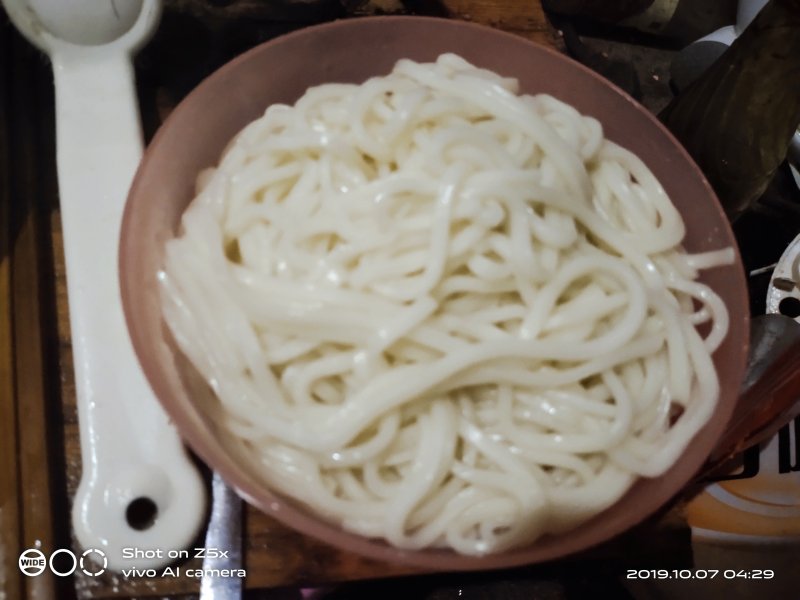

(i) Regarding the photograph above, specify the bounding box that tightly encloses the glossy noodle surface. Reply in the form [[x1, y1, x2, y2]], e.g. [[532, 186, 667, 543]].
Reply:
[[160, 54, 731, 555]]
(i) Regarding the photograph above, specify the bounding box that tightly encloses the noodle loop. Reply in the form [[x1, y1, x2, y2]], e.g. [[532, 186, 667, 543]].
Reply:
[[161, 54, 731, 555]]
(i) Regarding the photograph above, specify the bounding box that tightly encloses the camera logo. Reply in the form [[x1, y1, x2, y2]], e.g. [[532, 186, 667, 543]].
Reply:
[[18, 549, 47, 577], [18, 548, 107, 577]]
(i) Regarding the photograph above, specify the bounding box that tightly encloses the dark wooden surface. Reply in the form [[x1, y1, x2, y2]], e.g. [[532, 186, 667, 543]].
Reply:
[[2, 2, 694, 599], [1, 16, 72, 599]]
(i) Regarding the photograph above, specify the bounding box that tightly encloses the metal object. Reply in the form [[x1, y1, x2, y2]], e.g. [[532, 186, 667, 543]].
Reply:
[[705, 313, 800, 470], [719, 234, 800, 456], [788, 128, 800, 172], [703, 235, 800, 472], [200, 474, 244, 599], [767, 233, 800, 320]]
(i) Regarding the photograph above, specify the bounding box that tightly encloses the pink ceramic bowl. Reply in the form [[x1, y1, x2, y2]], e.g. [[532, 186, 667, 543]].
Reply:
[[119, 16, 749, 571]]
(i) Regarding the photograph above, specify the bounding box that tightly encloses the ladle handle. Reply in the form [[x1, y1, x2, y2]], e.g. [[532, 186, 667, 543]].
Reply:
[[52, 50, 205, 570], [700, 313, 800, 479]]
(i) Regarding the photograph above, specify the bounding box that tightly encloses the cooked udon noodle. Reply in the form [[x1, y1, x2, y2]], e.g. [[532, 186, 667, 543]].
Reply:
[[160, 54, 732, 554]]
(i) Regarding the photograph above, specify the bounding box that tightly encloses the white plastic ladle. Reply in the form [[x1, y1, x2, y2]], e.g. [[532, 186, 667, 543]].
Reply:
[[2, 0, 206, 570]]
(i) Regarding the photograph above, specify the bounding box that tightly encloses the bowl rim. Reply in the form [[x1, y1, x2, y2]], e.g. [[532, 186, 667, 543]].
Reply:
[[120, 14, 750, 571]]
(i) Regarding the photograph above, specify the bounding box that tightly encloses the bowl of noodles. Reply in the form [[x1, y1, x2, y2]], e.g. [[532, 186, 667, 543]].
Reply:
[[120, 16, 750, 569]]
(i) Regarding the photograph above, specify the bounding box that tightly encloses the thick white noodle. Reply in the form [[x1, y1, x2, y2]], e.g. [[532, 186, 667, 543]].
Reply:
[[160, 54, 732, 555]]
